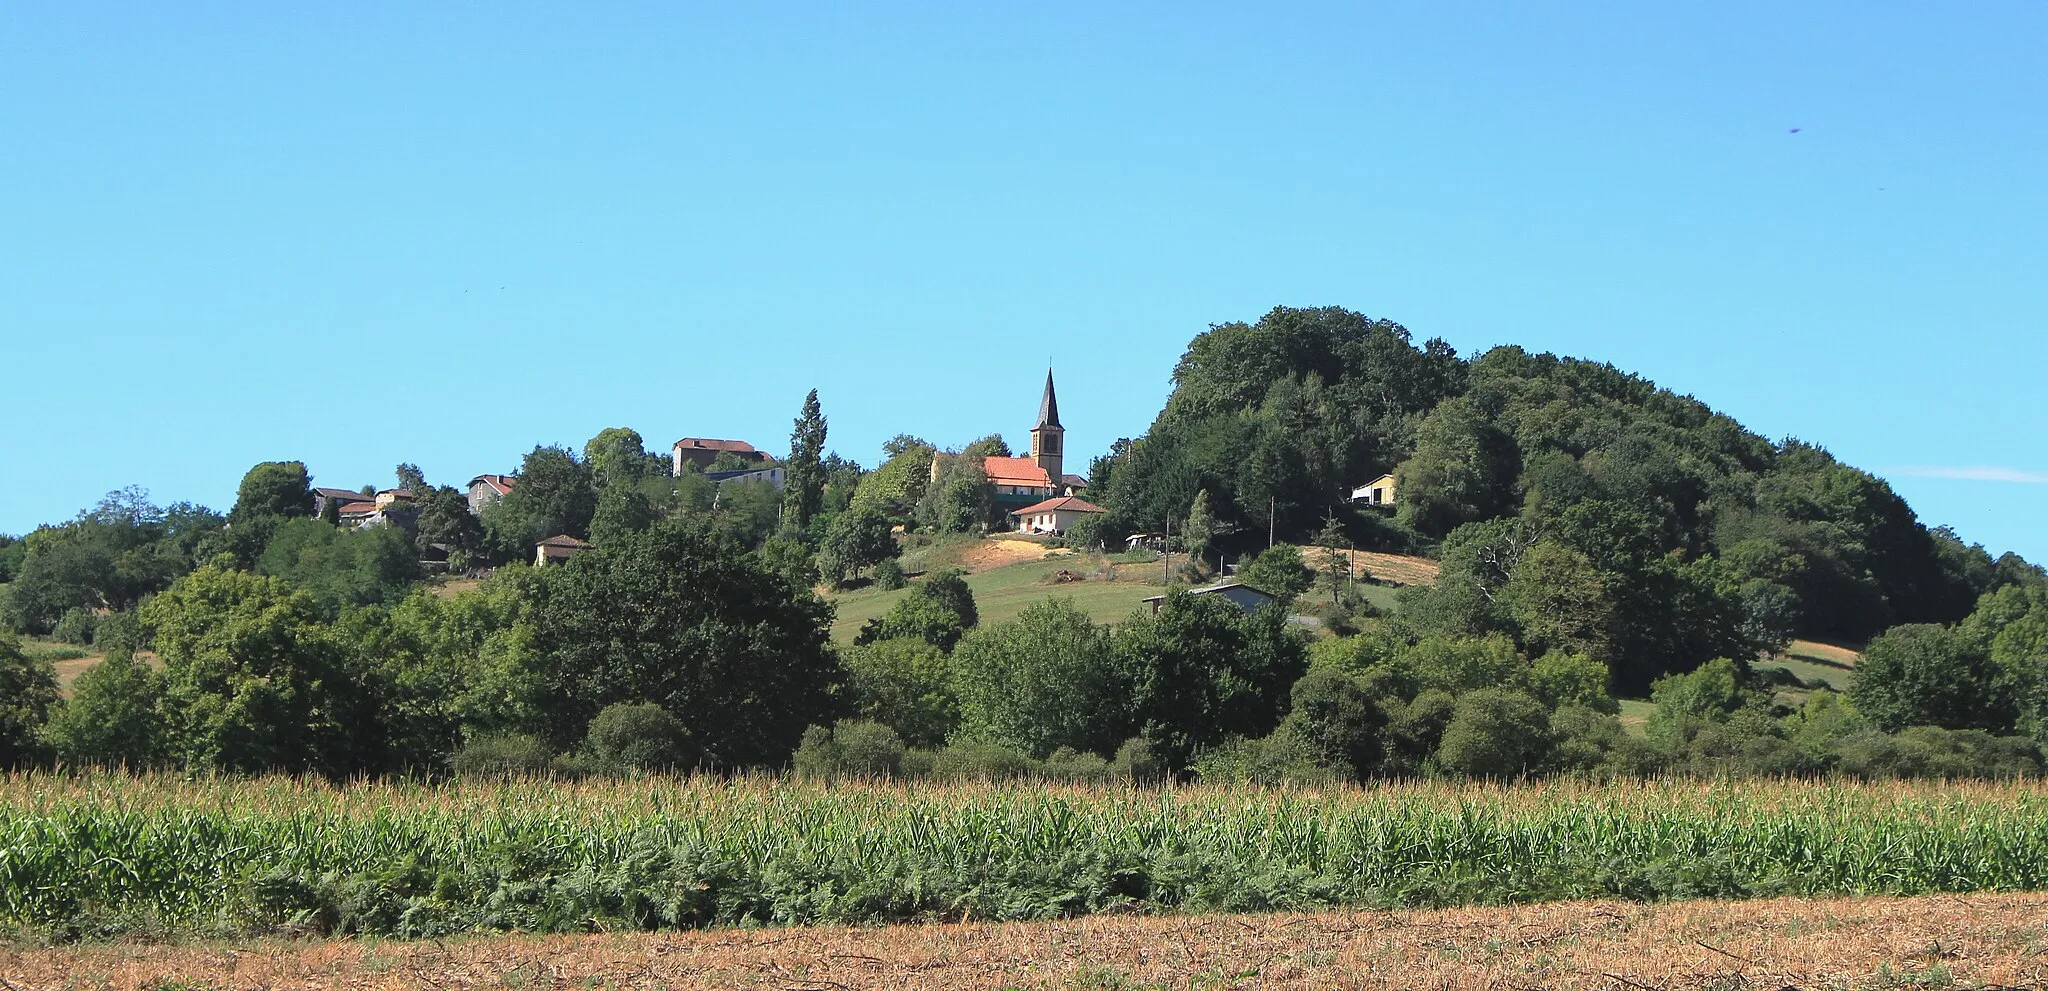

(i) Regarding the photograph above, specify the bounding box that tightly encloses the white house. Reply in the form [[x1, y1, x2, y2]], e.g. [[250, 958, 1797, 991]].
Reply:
[[1010, 495, 1106, 535], [1351, 473, 1397, 506]]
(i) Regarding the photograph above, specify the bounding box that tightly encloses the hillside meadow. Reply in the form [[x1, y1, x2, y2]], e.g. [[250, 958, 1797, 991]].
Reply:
[[3, 771, 2044, 942]]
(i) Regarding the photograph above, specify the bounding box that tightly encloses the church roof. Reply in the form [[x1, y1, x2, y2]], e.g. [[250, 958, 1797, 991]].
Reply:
[[981, 456, 1053, 487], [1035, 369, 1061, 430]]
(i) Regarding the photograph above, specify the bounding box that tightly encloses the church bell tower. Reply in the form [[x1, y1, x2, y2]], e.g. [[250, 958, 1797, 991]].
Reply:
[[1029, 368, 1064, 487]]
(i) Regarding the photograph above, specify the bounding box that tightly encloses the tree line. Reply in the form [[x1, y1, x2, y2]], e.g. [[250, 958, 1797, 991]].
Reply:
[[2, 307, 2045, 783]]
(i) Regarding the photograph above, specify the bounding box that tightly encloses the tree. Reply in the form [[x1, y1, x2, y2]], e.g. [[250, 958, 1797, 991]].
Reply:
[[851, 442, 935, 523], [1277, 668, 1386, 779], [817, 504, 897, 586], [960, 434, 1012, 459], [1112, 592, 1307, 769], [917, 455, 992, 533], [1394, 398, 1518, 538], [1850, 624, 2010, 733], [256, 517, 421, 615], [852, 567, 980, 650], [589, 484, 660, 546], [584, 428, 660, 488], [585, 702, 694, 771], [1433, 688, 1553, 778], [41, 649, 164, 768], [144, 564, 379, 776], [394, 463, 427, 495], [952, 599, 1122, 758], [1182, 490, 1217, 569], [1237, 545, 1313, 605], [0, 637, 57, 767], [413, 486, 485, 563], [1314, 516, 1349, 605], [526, 522, 840, 767], [232, 462, 316, 523], [1499, 541, 1615, 661], [782, 390, 829, 531], [481, 446, 597, 559], [844, 637, 959, 747]]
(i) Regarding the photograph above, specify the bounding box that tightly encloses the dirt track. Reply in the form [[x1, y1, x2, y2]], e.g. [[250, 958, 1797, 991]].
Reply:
[[11, 893, 2046, 989]]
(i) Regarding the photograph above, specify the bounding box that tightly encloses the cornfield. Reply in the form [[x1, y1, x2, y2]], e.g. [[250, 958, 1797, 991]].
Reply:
[[2, 772, 2045, 939]]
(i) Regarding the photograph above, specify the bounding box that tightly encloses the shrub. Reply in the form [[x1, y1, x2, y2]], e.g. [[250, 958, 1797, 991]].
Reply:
[[1042, 746, 1114, 783], [52, 608, 97, 647], [585, 703, 694, 772], [450, 733, 555, 778], [844, 637, 958, 748], [872, 558, 907, 591], [1433, 688, 1552, 779], [793, 720, 908, 779], [1280, 669, 1385, 780], [926, 741, 1040, 780], [1110, 736, 1166, 784]]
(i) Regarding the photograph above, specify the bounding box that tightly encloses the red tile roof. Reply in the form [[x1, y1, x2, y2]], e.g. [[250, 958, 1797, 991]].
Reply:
[[537, 535, 591, 548], [469, 474, 517, 495], [1010, 496, 1107, 517], [981, 456, 1052, 487]]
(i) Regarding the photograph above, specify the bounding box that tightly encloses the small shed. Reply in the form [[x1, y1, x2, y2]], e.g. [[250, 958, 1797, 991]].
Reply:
[[1142, 580, 1278, 616], [535, 534, 591, 567]]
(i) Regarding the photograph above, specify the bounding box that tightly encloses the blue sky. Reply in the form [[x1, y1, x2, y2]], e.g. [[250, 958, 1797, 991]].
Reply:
[[4, 2, 2043, 561]]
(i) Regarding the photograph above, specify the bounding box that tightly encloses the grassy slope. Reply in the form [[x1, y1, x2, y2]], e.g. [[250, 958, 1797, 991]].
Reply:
[[830, 550, 1170, 642], [832, 537, 1439, 643]]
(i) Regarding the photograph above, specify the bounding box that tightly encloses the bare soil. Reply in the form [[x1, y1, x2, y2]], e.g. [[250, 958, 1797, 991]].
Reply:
[[956, 537, 1070, 573], [11, 893, 2046, 989]]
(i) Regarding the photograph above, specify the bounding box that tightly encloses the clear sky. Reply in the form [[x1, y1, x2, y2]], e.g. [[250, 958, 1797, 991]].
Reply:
[[4, 2, 2043, 561]]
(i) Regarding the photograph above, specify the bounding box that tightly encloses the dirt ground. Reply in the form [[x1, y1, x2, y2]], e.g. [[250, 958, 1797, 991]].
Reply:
[[956, 537, 1070, 572], [1349, 550, 1440, 587], [11, 892, 2047, 990]]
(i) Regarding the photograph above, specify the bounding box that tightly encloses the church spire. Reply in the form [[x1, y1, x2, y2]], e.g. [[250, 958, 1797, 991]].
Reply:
[[1036, 367, 1061, 430]]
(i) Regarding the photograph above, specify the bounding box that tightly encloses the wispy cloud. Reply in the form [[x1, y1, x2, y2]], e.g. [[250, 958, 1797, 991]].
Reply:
[[1893, 466, 2048, 484]]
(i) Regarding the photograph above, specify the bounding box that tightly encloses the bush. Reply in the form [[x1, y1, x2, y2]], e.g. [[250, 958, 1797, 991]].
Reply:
[[926, 741, 1040, 780], [1189, 730, 1343, 786], [42, 651, 164, 769], [844, 637, 958, 748], [1433, 688, 1552, 779], [93, 611, 148, 656], [1042, 746, 1114, 783], [872, 558, 907, 591], [585, 703, 694, 772], [1280, 669, 1386, 781], [1832, 726, 2041, 779], [1110, 736, 1166, 784], [450, 733, 555, 778], [793, 720, 908, 779], [52, 608, 97, 647]]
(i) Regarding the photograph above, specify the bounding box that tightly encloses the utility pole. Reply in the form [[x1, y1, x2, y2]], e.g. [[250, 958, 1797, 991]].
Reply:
[[1268, 496, 1275, 549]]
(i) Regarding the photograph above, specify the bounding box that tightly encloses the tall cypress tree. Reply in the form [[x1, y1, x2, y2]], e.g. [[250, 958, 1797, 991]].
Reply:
[[782, 389, 828, 530]]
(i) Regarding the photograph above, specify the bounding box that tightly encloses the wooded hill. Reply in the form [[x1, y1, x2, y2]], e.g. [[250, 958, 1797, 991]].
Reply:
[[1082, 306, 2038, 690]]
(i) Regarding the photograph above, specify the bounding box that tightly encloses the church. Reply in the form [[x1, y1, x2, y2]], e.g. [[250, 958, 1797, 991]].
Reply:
[[938, 370, 1093, 526]]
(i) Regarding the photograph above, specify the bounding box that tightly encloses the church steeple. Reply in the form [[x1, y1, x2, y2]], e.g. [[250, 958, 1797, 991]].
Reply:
[[1030, 368, 1065, 486], [1035, 368, 1061, 430]]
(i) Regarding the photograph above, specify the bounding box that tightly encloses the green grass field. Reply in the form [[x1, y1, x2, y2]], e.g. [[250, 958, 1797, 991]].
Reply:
[[831, 551, 1170, 641]]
